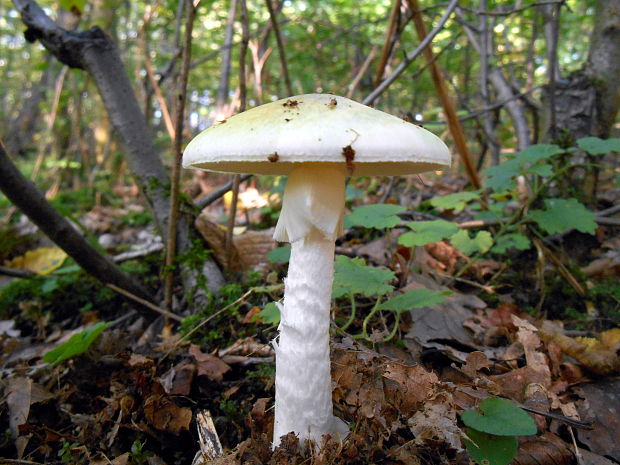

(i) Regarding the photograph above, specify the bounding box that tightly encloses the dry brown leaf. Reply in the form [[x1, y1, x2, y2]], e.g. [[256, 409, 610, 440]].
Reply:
[[490, 366, 551, 402], [144, 393, 192, 435], [512, 432, 574, 464], [513, 315, 551, 387], [539, 321, 620, 376], [158, 361, 196, 395], [575, 378, 620, 461], [408, 399, 462, 451], [7, 376, 32, 438], [190, 344, 231, 382], [461, 351, 492, 378]]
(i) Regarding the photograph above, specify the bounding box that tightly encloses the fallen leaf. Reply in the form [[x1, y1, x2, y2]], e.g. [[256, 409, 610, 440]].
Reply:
[[512, 432, 574, 464], [144, 392, 192, 435], [539, 321, 620, 375], [158, 361, 196, 395], [190, 345, 231, 382], [7, 377, 32, 438], [575, 379, 620, 461], [4, 247, 67, 274]]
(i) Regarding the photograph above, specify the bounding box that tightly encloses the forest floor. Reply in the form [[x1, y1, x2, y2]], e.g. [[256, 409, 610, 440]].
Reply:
[[0, 172, 619, 465]]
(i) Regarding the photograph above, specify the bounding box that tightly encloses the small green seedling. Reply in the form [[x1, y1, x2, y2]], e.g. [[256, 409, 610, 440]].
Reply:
[[43, 322, 109, 365], [461, 397, 536, 465]]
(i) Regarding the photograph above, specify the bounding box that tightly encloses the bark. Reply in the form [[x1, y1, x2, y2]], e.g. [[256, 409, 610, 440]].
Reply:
[[13, 0, 225, 296], [488, 67, 531, 151], [542, 0, 620, 140], [216, 0, 238, 108], [3, 61, 58, 155], [0, 140, 152, 307]]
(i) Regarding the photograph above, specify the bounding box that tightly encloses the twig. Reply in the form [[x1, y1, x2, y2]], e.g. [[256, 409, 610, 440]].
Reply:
[[346, 45, 378, 98], [195, 174, 253, 209], [373, 0, 402, 87], [265, 0, 293, 96], [162, 289, 253, 361], [458, 0, 566, 17], [224, 0, 250, 269], [422, 86, 542, 125], [362, 0, 458, 105], [406, 0, 482, 190], [0, 459, 47, 465], [520, 405, 593, 430], [0, 265, 36, 279], [138, 21, 175, 139], [597, 204, 620, 217], [106, 283, 183, 322], [164, 0, 197, 311]]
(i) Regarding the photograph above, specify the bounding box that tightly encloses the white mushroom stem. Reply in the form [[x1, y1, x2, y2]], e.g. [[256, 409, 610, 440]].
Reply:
[[272, 163, 348, 447]]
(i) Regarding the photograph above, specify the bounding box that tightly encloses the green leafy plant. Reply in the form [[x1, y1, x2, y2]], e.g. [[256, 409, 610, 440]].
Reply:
[[129, 439, 151, 465], [43, 321, 110, 365], [461, 397, 536, 465], [344, 203, 405, 229], [58, 439, 85, 465], [396, 139, 618, 262]]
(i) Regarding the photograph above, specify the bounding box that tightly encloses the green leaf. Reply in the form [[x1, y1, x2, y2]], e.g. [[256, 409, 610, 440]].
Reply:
[[528, 198, 597, 235], [254, 302, 280, 325], [517, 144, 564, 163], [43, 322, 110, 365], [461, 397, 537, 436], [450, 230, 493, 256], [430, 192, 480, 212], [59, 0, 86, 13], [379, 288, 451, 313], [577, 137, 620, 155], [398, 220, 459, 247], [344, 204, 405, 229], [332, 256, 394, 298], [491, 233, 531, 254], [484, 145, 563, 191], [267, 245, 291, 264], [523, 163, 553, 177], [483, 158, 522, 191], [464, 428, 519, 465]]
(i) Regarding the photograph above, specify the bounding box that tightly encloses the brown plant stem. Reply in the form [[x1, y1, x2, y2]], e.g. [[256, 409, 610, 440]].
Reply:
[[265, 0, 293, 96], [406, 0, 482, 190], [164, 0, 197, 311], [373, 0, 401, 88]]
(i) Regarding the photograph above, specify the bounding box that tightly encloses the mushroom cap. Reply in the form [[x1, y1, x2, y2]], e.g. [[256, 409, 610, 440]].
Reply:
[[183, 93, 451, 176]]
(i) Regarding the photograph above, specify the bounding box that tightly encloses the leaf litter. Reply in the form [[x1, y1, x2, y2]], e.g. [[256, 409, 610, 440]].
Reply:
[[1, 174, 619, 464]]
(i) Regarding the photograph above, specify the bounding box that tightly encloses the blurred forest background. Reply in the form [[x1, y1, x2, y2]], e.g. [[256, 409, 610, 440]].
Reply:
[[1, 0, 620, 464]]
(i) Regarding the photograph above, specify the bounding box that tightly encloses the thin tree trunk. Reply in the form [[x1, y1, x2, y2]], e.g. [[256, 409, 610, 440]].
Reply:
[[13, 0, 225, 296], [217, 0, 239, 108]]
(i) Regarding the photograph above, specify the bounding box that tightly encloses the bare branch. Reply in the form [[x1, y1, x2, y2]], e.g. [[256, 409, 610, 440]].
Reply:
[[362, 0, 459, 106]]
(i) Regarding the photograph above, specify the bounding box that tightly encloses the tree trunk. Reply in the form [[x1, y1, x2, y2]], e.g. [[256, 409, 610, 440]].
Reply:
[[542, 0, 620, 140], [13, 0, 225, 297]]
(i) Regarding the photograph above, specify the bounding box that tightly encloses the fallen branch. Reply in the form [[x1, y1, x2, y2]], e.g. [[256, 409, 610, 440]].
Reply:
[[0, 140, 153, 311], [195, 174, 252, 209], [0, 265, 36, 279]]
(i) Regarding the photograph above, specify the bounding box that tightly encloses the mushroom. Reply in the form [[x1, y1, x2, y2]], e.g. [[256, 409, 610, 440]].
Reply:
[[183, 93, 451, 447]]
